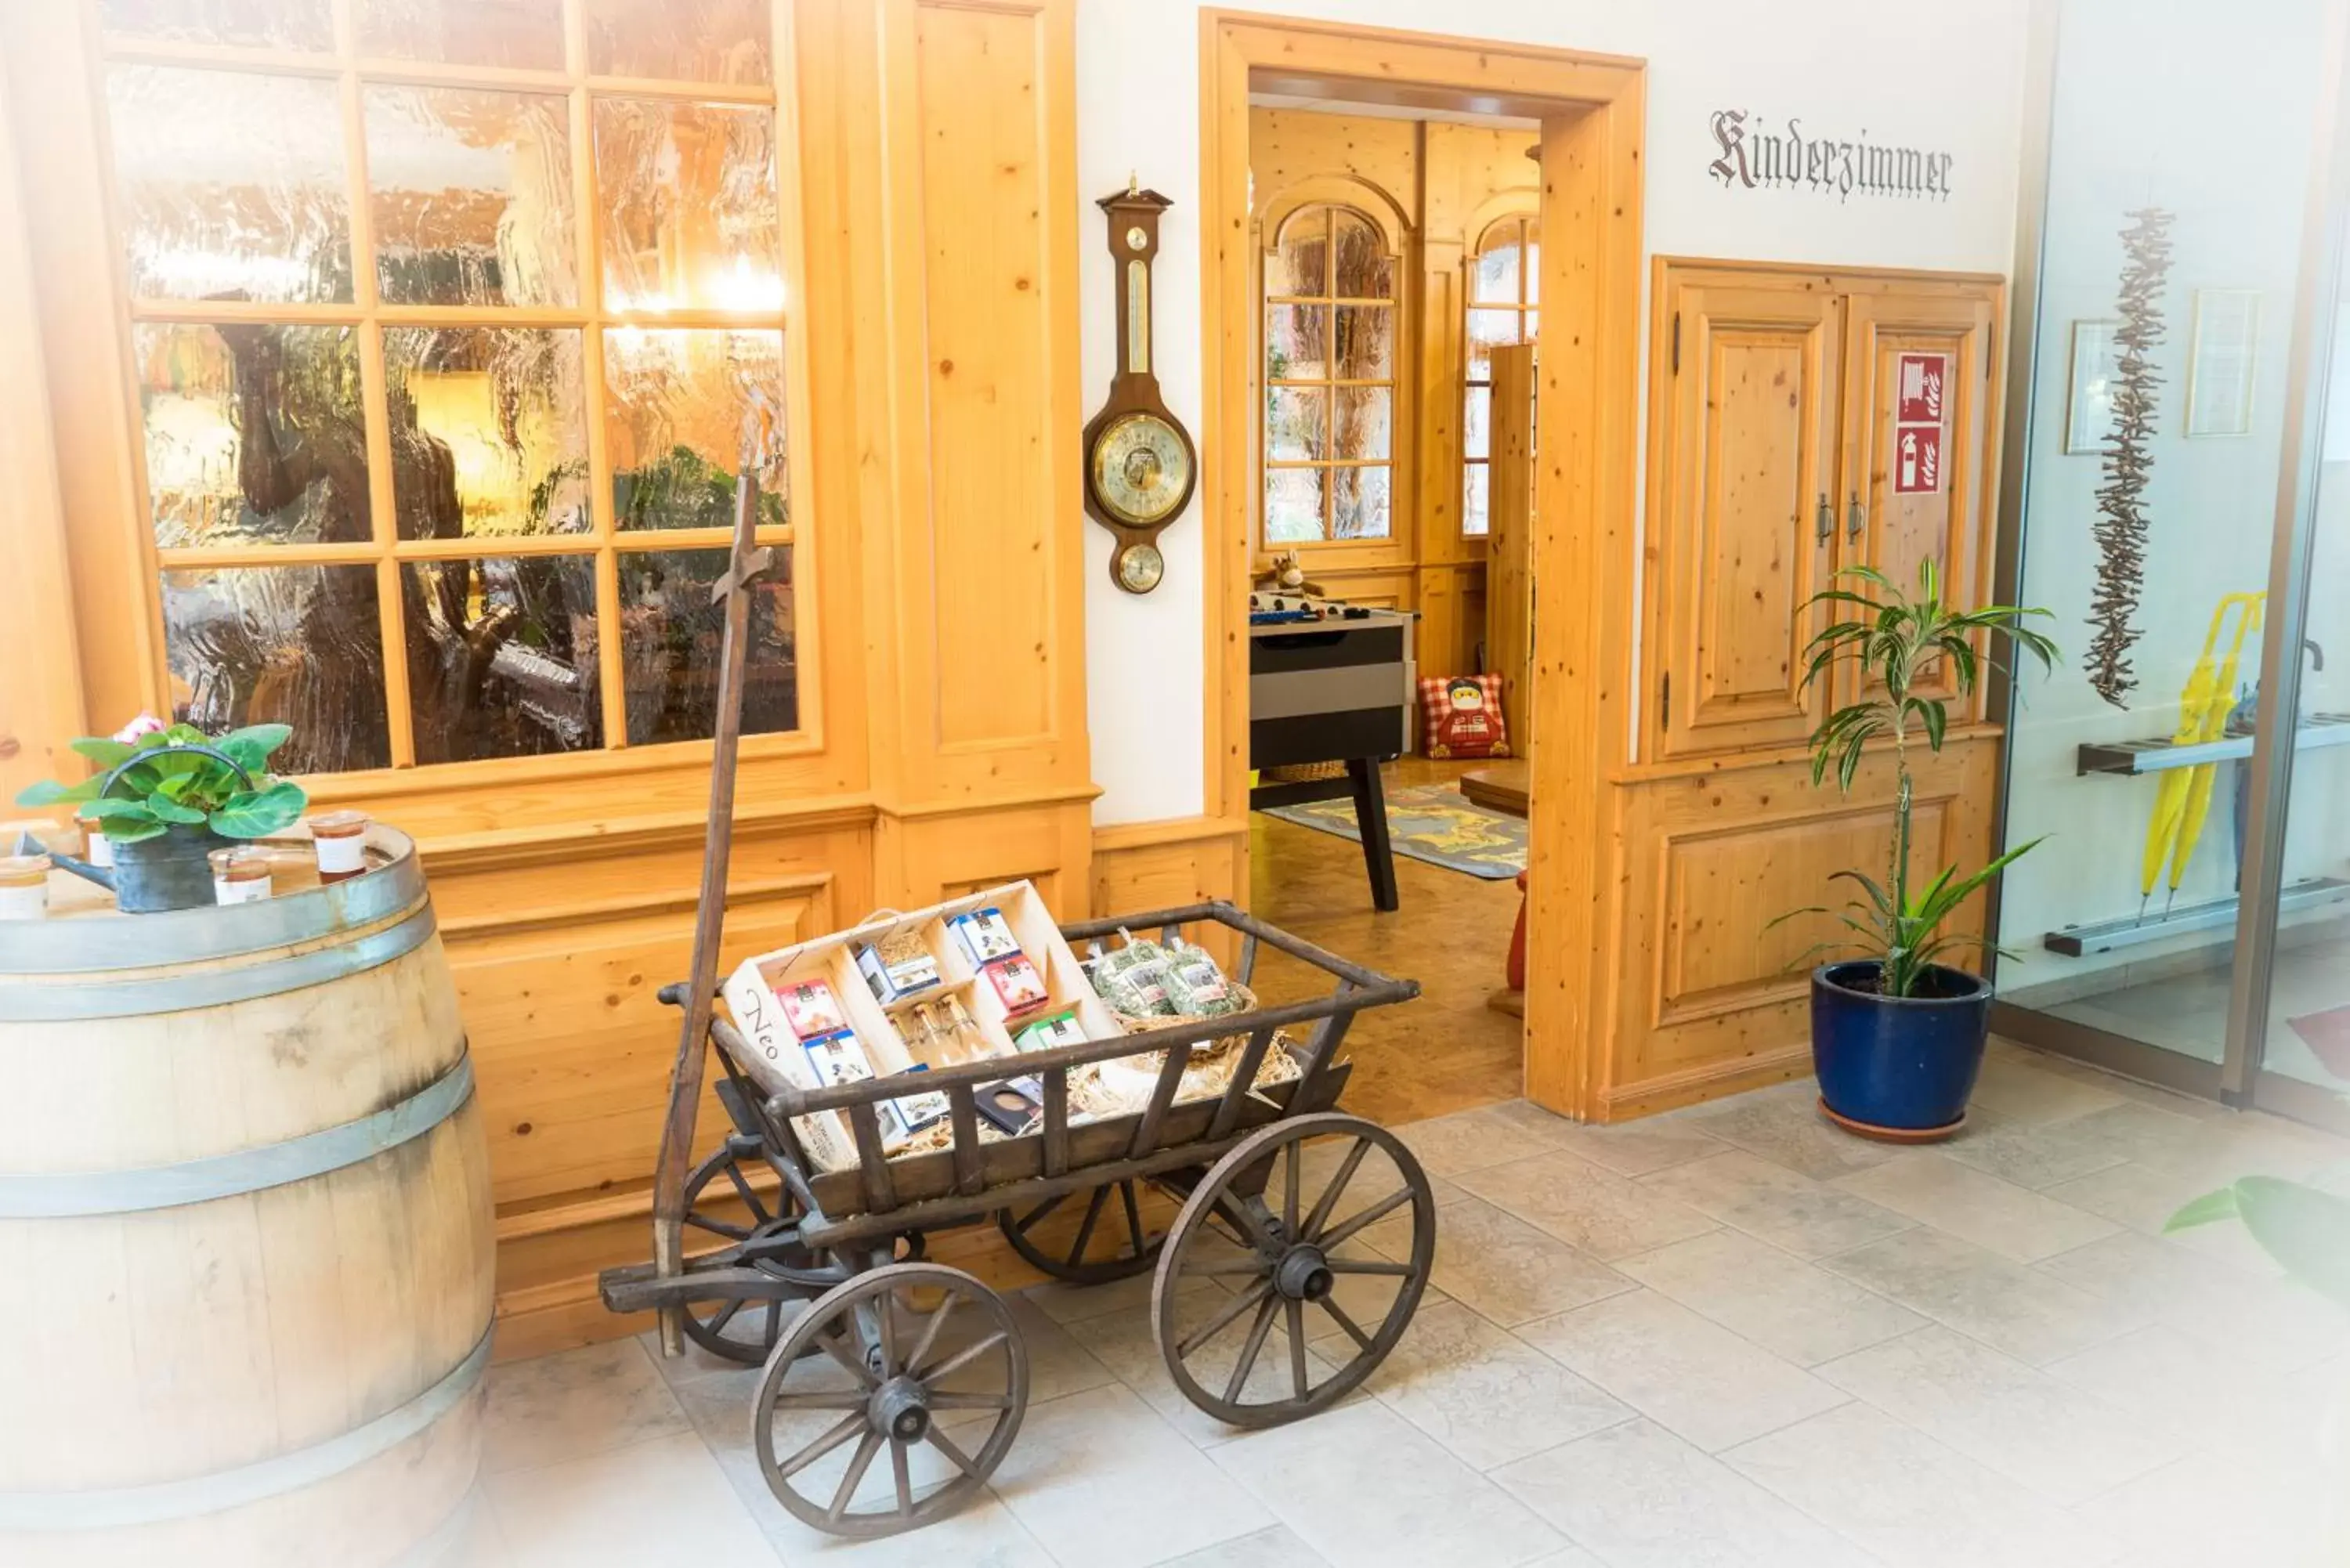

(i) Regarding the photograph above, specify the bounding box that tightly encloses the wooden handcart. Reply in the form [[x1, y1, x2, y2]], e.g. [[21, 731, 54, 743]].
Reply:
[[599, 901, 1434, 1539]]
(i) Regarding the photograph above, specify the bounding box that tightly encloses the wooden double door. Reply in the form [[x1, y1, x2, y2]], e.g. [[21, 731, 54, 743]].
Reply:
[[1647, 264, 2002, 762]]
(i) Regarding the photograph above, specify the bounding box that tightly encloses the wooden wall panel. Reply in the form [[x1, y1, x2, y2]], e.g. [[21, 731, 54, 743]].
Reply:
[[1090, 818, 1249, 965], [1600, 736, 2001, 1118], [916, 2, 1058, 751]]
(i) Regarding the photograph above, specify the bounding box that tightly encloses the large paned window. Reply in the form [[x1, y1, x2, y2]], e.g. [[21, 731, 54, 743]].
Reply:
[[96, 0, 798, 775], [1463, 214, 1538, 537], [1263, 203, 1397, 544]]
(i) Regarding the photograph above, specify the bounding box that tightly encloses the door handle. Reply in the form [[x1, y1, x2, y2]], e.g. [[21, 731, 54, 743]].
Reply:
[[1846, 493, 1864, 542], [1815, 493, 1831, 544]]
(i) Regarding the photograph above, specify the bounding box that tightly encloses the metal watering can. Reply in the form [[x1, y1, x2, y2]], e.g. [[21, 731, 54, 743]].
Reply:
[[31, 743, 254, 913]]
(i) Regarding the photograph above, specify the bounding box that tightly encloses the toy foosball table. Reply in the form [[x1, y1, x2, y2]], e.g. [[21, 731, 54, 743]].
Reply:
[[1247, 594, 1415, 910]]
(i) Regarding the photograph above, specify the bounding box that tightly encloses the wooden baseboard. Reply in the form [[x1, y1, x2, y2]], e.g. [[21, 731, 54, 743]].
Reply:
[[1589, 1040, 1814, 1122]]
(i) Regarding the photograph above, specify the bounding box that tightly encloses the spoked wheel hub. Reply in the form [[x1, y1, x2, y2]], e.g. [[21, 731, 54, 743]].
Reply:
[[870, 1376, 932, 1443], [1272, 1242, 1336, 1302]]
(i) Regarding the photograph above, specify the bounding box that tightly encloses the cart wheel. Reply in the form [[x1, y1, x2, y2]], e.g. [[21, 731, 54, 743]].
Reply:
[[752, 1262, 1028, 1539], [1152, 1112, 1434, 1429], [997, 1178, 1164, 1284], [678, 1140, 824, 1364]]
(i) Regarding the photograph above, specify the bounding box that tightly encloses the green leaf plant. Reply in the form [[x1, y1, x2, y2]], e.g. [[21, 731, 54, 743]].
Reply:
[[2169, 1176, 2350, 1313], [15, 721, 308, 845], [1770, 561, 2059, 999]]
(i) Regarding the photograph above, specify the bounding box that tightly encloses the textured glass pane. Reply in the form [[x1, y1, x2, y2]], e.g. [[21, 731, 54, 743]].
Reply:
[[1463, 384, 1491, 461], [619, 547, 797, 742], [1336, 386, 1391, 463], [1522, 231, 1541, 305], [1265, 386, 1326, 462], [1467, 308, 1519, 379], [1332, 211, 1392, 299], [605, 328, 788, 528], [1463, 463, 1490, 537], [163, 565, 391, 774], [1334, 305, 1394, 381], [1524, 309, 1540, 341], [1273, 211, 1326, 297], [402, 555, 602, 762], [367, 86, 577, 308], [584, 0, 773, 83], [102, 0, 332, 50], [1332, 465, 1391, 540], [1264, 467, 1324, 544], [383, 327, 590, 539], [595, 97, 781, 313], [107, 65, 352, 304], [1475, 239, 1522, 305], [1266, 304, 1327, 382], [356, 0, 566, 69], [136, 323, 368, 550]]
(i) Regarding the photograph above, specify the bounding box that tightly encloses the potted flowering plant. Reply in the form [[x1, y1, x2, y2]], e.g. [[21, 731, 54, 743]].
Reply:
[[16, 716, 308, 912]]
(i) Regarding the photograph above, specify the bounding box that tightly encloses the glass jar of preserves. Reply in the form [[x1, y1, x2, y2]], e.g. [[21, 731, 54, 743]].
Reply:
[[309, 810, 371, 885], [0, 853, 52, 920], [208, 846, 273, 905]]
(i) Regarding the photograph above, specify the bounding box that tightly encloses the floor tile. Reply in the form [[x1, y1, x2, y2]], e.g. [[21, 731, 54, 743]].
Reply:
[[1455, 1151, 1719, 1261], [1485, 1098, 1728, 1176], [1819, 1227, 2139, 1365], [1940, 1115, 2132, 1189], [1360, 1192, 1634, 1328], [2039, 1160, 2287, 1277], [1209, 1399, 1564, 1568], [2045, 1324, 2337, 1469], [483, 1339, 692, 1476], [985, 1385, 1274, 1568], [1831, 1151, 2120, 1263], [2037, 1229, 2350, 1372], [1723, 1403, 2120, 1568], [1492, 1417, 1880, 1568], [488, 1430, 777, 1567], [1677, 1084, 1898, 1180], [1388, 1102, 1574, 1177], [1965, 1053, 2127, 1126], [2034, 1102, 2224, 1180], [1148, 1523, 1332, 1567], [1813, 1324, 2178, 1505], [1516, 1288, 1846, 1454], [1614, 1227, 1927, 1366], [1639, 1150, 1914, 1259], [2070, 1445, 2347, 1568], [1319, 1299, 1632, 1469]]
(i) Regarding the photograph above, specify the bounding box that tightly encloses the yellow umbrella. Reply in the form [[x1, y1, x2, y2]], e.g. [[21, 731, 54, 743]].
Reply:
[[2140, 593, 2262, 918]]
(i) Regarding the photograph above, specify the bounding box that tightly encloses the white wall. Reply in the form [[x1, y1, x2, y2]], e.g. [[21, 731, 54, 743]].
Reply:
[[1994, 0, 2345, 982], [1078, 0, 2034, 824]]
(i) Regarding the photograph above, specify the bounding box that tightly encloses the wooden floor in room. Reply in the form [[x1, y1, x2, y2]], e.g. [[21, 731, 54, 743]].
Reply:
[[1248, 755, 1527, 1125]]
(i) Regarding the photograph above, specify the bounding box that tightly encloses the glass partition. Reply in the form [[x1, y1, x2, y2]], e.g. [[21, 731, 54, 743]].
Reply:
[[1994, 0, 2350, 1127]]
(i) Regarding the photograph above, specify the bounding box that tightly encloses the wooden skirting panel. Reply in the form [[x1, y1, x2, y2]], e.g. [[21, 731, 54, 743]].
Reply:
[[1585, 732, 2003, 1122]]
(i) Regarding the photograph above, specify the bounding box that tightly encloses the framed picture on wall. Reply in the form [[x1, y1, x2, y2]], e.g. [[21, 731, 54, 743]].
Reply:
[[2186, 288, 2261, 438], [2064, 319, 2122, 454]]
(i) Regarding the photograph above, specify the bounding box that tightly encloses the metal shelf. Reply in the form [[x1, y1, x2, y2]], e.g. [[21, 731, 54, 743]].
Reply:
[[2041, 876, 2350, 956], [2076, 712, 2350, 775]]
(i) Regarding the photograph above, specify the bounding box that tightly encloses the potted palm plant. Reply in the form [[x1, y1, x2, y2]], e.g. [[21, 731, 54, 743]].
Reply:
[[1777, 562, 2058, 1138]]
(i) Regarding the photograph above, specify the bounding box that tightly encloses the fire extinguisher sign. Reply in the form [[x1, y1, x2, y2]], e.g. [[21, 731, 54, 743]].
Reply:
[[1893, 352, 1947, 495]]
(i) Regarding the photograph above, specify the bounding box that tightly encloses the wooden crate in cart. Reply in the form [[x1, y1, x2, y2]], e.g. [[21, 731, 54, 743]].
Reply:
[[600, 888, 1436, 1539]]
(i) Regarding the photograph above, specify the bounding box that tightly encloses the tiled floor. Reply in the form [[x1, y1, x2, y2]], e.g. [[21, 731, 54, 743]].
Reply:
[[441, 1043, 2350, 1567]]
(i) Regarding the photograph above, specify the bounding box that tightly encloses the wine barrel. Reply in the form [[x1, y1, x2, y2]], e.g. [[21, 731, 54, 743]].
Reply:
[[0, 829, 494, 1568]]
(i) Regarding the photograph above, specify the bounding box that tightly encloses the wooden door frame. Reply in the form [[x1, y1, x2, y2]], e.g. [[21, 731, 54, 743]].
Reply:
[[1198, 11, 1647, 1115]]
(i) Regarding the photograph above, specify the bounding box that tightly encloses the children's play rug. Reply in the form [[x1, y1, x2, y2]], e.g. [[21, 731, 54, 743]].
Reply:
[[1261, 784, 1528, 880]]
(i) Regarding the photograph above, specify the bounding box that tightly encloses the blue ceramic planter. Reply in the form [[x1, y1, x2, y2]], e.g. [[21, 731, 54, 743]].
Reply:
[[1810, 960, 1992, 1136]]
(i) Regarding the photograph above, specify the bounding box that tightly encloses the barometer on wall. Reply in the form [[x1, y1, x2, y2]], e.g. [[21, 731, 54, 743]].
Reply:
[[1082, 178, 1196, 594]]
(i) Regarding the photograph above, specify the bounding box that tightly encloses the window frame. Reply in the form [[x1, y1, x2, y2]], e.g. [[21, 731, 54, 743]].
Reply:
[[85, 0, 823, 782], [1462, 211, 1538, 539], [1257, 198, 1402, 551]]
